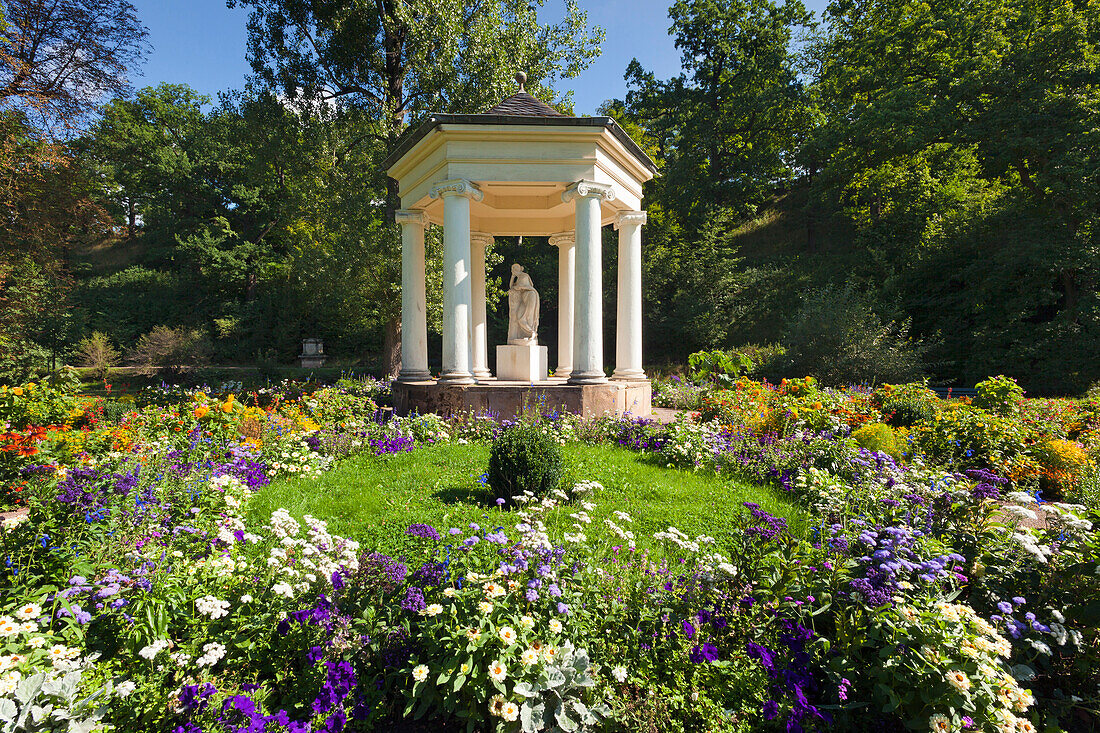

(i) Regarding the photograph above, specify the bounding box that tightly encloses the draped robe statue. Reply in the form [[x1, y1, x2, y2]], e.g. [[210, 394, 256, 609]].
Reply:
[[507, 263, 540, 344]]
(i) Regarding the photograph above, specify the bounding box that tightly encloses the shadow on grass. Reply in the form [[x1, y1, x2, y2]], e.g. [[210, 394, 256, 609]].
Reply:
[[432, 483, 495, 506]]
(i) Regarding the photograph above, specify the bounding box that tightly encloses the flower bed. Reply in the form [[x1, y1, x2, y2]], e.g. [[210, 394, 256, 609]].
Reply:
[[0, 375, 1098, 732]]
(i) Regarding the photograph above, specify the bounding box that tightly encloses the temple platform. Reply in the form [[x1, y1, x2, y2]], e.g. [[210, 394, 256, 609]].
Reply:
[[391, 378, 651, 419]]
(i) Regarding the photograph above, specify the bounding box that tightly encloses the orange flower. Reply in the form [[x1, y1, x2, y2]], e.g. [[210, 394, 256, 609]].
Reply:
[[11, 387, 23, 396], [221, 396, 235, 413], [194, 405, 210, 420]]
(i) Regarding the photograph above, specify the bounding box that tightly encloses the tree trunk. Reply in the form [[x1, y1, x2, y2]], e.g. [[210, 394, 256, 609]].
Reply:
[[381, 315, 401, 378]]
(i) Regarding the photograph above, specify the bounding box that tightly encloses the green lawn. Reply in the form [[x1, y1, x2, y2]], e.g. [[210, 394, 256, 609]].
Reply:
[[248, 442, 806, 556]]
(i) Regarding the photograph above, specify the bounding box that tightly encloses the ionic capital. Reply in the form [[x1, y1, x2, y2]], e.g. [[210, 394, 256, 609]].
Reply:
[[395, 209, 429, 227], [469, 232, 494, 248], [562, 180, 616, 204], [548, 231, 576, 248], [429, 178, 484, 201], [614, 210, 648, 229]]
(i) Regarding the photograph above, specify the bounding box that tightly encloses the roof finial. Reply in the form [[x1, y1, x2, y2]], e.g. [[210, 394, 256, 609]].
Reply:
[[515, 71, 527, 93]]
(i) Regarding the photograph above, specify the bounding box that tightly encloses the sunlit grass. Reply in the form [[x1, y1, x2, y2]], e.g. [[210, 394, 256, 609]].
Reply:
[[249, 442, 807, 557]]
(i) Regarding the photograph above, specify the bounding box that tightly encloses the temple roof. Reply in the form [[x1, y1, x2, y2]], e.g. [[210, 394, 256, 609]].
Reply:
[[381, 72, 656, 174], [484, 91, 568, 117]]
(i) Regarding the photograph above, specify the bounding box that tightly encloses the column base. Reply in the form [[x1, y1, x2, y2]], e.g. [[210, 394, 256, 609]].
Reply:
[[398, 369, 432, 382], [567, 371, 608, 386], [612, 368, 647, 381], [552, 367, 572, 380], [438, 371, 475, 385], [471, 369, 493, 381]]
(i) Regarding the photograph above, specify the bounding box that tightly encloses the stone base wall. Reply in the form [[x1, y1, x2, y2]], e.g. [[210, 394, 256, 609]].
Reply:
[[391, 380, 651, 419]]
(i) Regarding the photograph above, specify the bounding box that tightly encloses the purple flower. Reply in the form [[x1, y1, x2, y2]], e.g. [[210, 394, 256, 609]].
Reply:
[[762, 700, 779, 720], [1012, 596, 1025, 605], [405, 524, 441, 541], [525, 588, 538, 602], [997, 601, 1013, 614], [401, 587, 426, 613], [308, 646, 325, 663], [681, 620, 696, 640], [556, 602, 569, 614]]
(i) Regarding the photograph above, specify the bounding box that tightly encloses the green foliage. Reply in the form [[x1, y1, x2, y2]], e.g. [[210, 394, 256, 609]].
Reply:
[[75, 332, 119, 380], [879, 395, 936, 429], [914, 403, 1033, 472], [513, 643, 610, 732], [767, 285, 927, 386], [974, 375, 1025, 416], [487, 423, 564, 505], [125, 326, 212, 377], [850, 422, 898, 457], [624, 0, 815, 222], [687, 349, 752, 385]]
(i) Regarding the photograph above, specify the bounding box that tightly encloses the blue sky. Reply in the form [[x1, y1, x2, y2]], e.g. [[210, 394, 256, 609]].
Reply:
[[130, 0, 828, 116]]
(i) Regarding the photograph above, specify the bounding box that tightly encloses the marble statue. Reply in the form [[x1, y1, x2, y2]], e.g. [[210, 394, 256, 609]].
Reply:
[[507, 263, 540, 344]]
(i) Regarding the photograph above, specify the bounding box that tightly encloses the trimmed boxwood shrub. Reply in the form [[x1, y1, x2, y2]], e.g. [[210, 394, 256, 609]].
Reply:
[[487, 423, 563, 504]]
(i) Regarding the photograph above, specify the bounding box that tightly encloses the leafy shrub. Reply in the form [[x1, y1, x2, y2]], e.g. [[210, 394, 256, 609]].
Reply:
[[914, 402, 1033, 472], [768, 285, 927, 386], [688, 349, 752, 385], [851, 422, 899, 457], [880, 395, 936, 428], [487, 422, 563, 504], [75, 331, 120, 379], [974, 375, 1024, 416], [126, 326, 211, 377]]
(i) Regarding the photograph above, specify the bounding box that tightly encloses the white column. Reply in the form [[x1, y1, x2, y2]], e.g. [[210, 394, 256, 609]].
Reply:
[[562, 180, 615, 385], [549, 231, 575, 379], [469, 232, 493, 380], [396, 209, 430, 381], [613, 211, 647, 380], [429, 179, 483, 384]]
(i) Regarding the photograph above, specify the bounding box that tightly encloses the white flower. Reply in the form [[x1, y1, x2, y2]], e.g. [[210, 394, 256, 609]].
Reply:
[[196, 642, 226, 668], [478, 601, 494, 615], [15, 604, 41, 620], [240, 595, 253, 604], [519, 615, 535, 630], [27, 636, 46, 649], [498, 626, 517, 645], [520, 648, 540, 666], [0, 619, 19, 638], [501, 701, 520, 722], [548, 618, 563, 634], [115, 680, 137, 698], [420, 604, 443, 617], [412, 664, 429, 682], [138, 640, 169, 660], [488, 659, 507, 682], [0, 671, 21, 695], [272, 582, 295, 598], [443, 588, 457, 598], [612, 666, 628, 682], [48, 645, 70, 661], [195, 595, 231, 619]]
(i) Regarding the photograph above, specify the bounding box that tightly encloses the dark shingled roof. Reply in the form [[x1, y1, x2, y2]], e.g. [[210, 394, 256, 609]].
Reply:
[[484, 91, 569, 117]]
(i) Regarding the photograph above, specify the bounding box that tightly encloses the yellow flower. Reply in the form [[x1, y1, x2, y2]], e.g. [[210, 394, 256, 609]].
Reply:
[[194, 405, 210, 420], [11, 387, 22, 396]]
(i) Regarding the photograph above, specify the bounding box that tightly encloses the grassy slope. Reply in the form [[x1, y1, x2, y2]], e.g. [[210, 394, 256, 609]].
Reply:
[[248, 442, 806, 557]]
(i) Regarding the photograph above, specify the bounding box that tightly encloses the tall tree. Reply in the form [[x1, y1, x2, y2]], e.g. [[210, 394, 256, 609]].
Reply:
[[0, 0, 148, 132], [624, 0, 815, 224], [226, 0, 604, 375]]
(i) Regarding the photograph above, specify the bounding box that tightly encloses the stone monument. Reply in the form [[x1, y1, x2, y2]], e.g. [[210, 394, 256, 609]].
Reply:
[[496, 264, 548, 382], [298, 338, 328, 368]]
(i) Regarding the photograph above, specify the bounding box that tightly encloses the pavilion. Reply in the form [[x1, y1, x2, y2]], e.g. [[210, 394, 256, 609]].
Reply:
[[384, 74, 657, 417]]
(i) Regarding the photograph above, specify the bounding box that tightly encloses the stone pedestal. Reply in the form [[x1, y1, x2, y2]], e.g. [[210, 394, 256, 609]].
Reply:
[[496, 343, 548, 383], [391, 379, 652, 419]]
